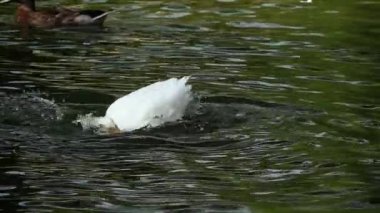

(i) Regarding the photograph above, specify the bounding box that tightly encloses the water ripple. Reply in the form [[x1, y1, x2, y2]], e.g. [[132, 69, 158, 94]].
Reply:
[[227, 21, 304, 29], [0, 0, 379, 212]]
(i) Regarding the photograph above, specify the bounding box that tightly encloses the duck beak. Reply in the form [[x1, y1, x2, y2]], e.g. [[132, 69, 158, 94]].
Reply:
[[0, 0, 12, 4]]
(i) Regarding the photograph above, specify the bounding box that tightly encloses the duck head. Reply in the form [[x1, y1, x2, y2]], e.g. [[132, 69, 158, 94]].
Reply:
[[0, 0, 35, 10], [74, 114, 120, 134]]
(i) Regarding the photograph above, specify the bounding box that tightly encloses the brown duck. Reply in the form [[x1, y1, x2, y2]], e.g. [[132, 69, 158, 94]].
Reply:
[[1, 0, 108, 28]]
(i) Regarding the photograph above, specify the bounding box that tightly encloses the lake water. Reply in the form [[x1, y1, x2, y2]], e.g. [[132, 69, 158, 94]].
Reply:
[[0, 0, 379, 212]]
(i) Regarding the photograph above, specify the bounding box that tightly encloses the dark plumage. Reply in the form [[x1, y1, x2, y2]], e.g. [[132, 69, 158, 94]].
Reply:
[[1, 0, 108, 28], [79, 10, 105, 18]]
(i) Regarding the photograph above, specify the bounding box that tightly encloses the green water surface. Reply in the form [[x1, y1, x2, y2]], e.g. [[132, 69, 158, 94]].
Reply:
[[0, 0, 379, 212]]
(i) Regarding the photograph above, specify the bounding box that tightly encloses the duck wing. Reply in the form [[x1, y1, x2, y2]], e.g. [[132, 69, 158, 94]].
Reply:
[[27, 8, 59, 28]]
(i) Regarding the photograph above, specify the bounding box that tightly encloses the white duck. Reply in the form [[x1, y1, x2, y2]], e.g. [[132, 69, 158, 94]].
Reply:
[[77, 76, 193, 133]]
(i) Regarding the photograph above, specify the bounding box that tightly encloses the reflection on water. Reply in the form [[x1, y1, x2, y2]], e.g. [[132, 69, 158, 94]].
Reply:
[[0, 0, 379, 212]]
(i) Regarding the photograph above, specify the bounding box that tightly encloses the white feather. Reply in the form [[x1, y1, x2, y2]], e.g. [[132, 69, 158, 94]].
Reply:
[[78, 76, 192, 133]]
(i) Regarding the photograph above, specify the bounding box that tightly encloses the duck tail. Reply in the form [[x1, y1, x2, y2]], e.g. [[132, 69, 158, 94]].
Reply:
[[180, 76, 191, 84], [92, 7, 124, 21], [91, 12, 109, 21], [179, 76, 192, 94]]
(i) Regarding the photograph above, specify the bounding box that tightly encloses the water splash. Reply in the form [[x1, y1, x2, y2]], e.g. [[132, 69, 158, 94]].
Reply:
[[0, 93, 63, 126]]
